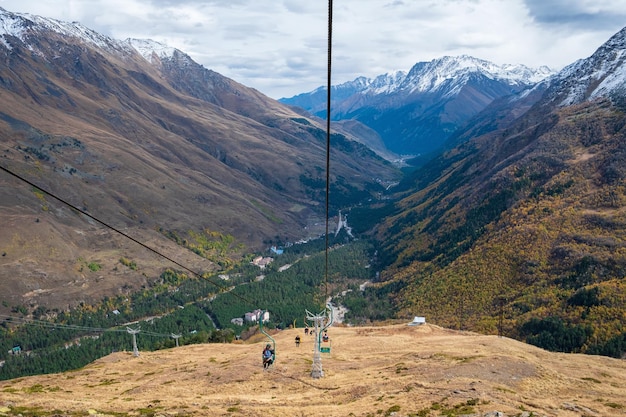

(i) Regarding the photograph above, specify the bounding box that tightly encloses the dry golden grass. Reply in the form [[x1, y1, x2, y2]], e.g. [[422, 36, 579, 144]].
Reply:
[[1, 324, 625, 417]]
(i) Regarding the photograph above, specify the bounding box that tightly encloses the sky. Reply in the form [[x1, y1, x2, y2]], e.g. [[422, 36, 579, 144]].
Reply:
[[1, 0, 626, 99]]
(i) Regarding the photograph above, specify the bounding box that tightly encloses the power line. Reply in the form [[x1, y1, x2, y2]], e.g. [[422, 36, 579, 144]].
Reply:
[[0, 160, 288, 361], [0, 313, 109, 332]]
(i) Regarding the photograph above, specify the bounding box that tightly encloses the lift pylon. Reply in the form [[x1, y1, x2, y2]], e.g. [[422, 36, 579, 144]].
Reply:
[[306, 305, 334, 378]]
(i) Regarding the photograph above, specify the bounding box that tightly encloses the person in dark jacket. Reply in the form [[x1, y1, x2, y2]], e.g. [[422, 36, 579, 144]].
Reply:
[[262, 344, 274, 368]]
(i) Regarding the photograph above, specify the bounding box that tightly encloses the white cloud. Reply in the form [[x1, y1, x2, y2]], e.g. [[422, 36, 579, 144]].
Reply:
[[1, 0, 625, 98]]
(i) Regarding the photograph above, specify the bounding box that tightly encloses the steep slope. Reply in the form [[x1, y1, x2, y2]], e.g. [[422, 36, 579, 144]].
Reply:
[[281, 56, 553, 155], [0, 8, 398, 313], [2, 324, 625, 417], [540, 26, 626, 108], [373, 27, 626, 354]]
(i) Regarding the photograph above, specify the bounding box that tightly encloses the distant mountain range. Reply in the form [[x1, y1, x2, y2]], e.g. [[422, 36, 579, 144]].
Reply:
[[280, 56, 554, 156]]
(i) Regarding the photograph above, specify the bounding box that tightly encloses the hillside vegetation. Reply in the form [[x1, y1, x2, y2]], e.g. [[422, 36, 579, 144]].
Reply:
[[373, 100, 626, 356]]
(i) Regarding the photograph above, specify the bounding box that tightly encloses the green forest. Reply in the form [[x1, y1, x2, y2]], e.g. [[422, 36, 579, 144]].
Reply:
[[0, 234, 381, 380]]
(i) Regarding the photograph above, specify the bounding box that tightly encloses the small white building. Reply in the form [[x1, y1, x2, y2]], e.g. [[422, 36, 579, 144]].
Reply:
[[244, 309, 270, 323], [408, 316, 426, 326], [251, 256, 273, 269]]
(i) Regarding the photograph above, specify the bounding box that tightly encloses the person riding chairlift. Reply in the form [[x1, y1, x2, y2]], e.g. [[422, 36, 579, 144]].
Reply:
[[262, 344, 274, 368]]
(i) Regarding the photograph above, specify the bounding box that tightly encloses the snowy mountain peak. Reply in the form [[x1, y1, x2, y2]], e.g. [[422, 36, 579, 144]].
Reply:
[[369, 70, 408, 93], [0, 8, 192, 68], [310, 55, 554, 99], [0, 7, 123, 51], [126, 38, 179, 64], [553, 26, 626, 106], [403, 55, 554, 93]]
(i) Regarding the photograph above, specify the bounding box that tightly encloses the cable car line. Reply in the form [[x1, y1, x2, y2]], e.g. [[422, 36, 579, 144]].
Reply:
[[323, 0, 333, 302], [0, 313, 174, 339]]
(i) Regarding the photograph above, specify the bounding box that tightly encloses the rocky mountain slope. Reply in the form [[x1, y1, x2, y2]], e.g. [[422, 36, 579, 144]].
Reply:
[[0, 8, 398, 313], [371, 27, 626, 354], [281, 56, 554, 155], [2, 323, 625, 417]]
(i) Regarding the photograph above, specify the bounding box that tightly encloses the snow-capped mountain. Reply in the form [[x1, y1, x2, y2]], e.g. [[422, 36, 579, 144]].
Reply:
[[446, 26, 626, 153], [0, 7, 189, 69], [0, 7, 132, 53], [0, 7, 283, 112], [281, 56, 554, 155], [538, 27, 626, 107], [299, 56, 551, 102], [402, 55, 552, 95]]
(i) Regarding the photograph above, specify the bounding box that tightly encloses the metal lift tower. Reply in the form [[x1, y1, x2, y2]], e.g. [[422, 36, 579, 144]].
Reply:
[[306, 306, 334, 379]]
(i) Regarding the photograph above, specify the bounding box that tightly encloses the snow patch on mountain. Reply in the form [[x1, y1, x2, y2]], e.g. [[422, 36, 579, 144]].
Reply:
[[126, 38, 177, 63], [552, 27, 626, 106], [368, 70, 408, 94], [126, 38, 197, 68], [0, 8, 25, 40], [0, 7, 119, 50]]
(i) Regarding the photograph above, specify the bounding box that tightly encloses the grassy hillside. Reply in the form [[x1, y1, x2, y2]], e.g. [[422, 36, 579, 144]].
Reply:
[[1, 324, 625, 417]]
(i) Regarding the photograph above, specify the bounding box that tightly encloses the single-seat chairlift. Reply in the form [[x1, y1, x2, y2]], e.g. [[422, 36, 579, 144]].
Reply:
[[259, 310, 275, 365], [319, 304, 334, 354]]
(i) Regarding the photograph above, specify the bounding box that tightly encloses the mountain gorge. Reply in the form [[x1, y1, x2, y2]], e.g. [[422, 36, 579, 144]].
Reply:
[[0, 8, 397, 312], [369, 27, 626, 356]]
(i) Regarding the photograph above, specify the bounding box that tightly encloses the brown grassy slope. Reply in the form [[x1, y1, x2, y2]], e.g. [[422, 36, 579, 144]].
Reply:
[[1, 324, 625, 417]]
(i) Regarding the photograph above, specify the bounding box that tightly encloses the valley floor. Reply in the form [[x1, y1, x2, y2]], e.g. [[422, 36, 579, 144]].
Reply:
[[1, 323, 625, 417]]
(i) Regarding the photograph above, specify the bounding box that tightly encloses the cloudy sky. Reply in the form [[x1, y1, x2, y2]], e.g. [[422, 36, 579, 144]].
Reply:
[[1, 0, 626, 99]]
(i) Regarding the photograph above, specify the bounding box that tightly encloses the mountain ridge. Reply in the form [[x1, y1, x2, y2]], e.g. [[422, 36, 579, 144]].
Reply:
[[538, 26, 626, 108], [280, 55, 555, 155]]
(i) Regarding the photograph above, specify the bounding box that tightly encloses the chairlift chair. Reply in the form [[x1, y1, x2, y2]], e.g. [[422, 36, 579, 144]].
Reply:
[[259, 310, 275, 365]]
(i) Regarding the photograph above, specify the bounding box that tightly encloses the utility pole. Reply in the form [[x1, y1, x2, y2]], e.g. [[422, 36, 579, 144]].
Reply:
[[171, 333, 182, 347], [306, 306, 333, 379], [126, 327, 140, 357]]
